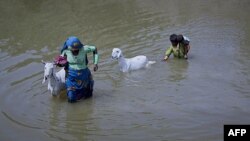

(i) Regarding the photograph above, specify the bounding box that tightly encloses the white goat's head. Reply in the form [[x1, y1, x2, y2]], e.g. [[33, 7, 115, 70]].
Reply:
[[42, 60, 55, 84], [111, 48, 123, 60]]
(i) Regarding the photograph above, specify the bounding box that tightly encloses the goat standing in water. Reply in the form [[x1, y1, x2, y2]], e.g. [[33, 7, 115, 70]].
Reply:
[[42, 61, 66, 96], [111, 48, 156, 72]]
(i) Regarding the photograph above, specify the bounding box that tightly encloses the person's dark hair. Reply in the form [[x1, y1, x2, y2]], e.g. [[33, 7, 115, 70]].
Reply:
[[170, 34, 177, 43], [183, 40, 190, 46], [177, 34, 184, 43]]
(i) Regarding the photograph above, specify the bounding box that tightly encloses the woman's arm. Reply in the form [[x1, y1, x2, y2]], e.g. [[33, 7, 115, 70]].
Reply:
[[163, 47, 172, 61], [93, 47, 99, 71], [84, 45, 99, 71]]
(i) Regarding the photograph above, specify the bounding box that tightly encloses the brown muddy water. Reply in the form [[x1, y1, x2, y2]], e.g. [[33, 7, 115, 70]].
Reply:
[[0, 0, 250, 141]]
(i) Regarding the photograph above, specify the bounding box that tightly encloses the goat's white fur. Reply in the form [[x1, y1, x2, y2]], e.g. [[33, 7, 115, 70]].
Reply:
[[111, 48, 156, 72], [42, 61, 66, 96]]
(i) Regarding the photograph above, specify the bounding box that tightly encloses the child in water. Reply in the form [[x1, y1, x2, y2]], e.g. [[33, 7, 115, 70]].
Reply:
[[163, 34, 190, 61]]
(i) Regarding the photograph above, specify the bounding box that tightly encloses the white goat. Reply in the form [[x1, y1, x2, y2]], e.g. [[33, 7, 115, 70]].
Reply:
[[111, 48, 156, 72], [42, 61, 66, 96]]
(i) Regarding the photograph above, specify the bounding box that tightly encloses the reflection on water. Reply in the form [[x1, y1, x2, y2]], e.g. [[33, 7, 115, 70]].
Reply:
[[167, 59, 189, 82], [1, 0, 250, 141]]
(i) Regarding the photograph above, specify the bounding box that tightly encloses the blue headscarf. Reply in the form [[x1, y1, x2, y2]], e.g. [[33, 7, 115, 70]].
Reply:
[[61, 36, 84, 53]]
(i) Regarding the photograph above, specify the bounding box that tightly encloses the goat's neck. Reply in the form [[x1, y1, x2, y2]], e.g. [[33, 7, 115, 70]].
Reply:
[[118, 55, 128, 71], [48, 69, 57, 89]]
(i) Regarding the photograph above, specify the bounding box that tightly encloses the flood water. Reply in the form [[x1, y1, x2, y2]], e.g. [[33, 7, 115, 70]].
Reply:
[[1, 0, 250, 141]]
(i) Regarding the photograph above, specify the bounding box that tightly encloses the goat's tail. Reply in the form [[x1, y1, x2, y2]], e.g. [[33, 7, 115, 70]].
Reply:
[[146, 61, 156, 67]]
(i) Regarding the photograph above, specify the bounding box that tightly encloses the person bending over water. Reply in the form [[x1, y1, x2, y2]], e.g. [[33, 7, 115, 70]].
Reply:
[[163, 34, 190, 61]]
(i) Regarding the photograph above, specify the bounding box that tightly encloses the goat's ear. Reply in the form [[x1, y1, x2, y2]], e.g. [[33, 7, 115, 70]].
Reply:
[[117, 51, 121, 58], [41, 60, 46, 64]]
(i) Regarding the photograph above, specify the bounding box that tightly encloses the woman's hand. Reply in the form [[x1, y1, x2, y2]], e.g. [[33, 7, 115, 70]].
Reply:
[[162, 56, 168, 61], [94, 64, 98, 71]]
